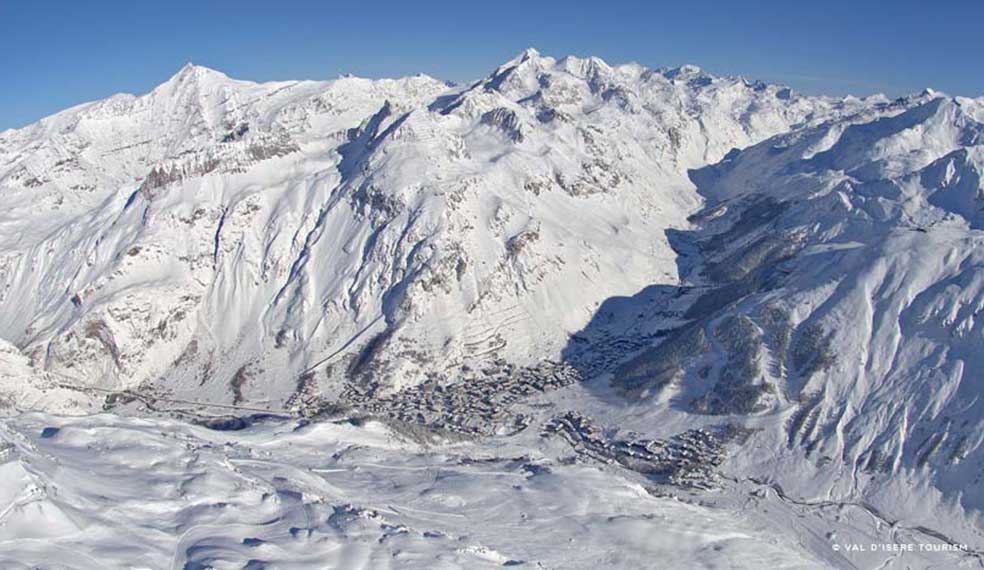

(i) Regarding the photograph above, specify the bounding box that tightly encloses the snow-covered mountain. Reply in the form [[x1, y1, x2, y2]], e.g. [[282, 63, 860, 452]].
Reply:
[[586, 90, 984, 558], [2, 49, 984, 568], [0, 49, 870, 411]]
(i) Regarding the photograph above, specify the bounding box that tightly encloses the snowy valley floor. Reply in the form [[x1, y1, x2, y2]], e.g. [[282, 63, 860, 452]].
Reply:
[[1, 408, 980, 569]]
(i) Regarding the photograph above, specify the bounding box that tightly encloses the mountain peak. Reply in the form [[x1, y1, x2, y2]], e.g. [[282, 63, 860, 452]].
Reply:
[[163, 62, 231, 88], [498, 47, 550, 70], [147, 63, 234, 104], [664, 64, 705, 80], [517, 47, 542, 62]]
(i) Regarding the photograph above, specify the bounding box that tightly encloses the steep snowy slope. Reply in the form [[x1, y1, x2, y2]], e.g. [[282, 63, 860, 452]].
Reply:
[[597, 91, 984, 553], [0, 49, 870, 411]]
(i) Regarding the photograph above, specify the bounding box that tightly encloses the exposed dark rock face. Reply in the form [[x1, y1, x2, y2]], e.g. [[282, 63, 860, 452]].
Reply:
[[480, 107, 525, 142]]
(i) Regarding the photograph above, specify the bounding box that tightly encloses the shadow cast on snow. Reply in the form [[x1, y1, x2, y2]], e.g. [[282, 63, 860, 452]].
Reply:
[[558, 157, 794, 415]]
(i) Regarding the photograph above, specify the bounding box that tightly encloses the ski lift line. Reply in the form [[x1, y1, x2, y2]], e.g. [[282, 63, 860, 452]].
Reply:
[[295, 314, 385, 378]]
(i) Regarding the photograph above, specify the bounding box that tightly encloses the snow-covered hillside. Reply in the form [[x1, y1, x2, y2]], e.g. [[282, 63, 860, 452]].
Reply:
[[590, 90, 984, 562], [2, 49, 984, 569], [0, 49, 870, 410], [0, 412, 830, 570]]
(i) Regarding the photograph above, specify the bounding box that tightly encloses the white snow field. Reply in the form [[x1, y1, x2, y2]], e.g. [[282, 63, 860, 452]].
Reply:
[[2, 49, 984, 569], [0, 413, 826, 570]]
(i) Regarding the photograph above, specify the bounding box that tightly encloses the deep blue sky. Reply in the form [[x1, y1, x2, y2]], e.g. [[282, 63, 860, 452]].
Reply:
[[2, 0, 982, 131]]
